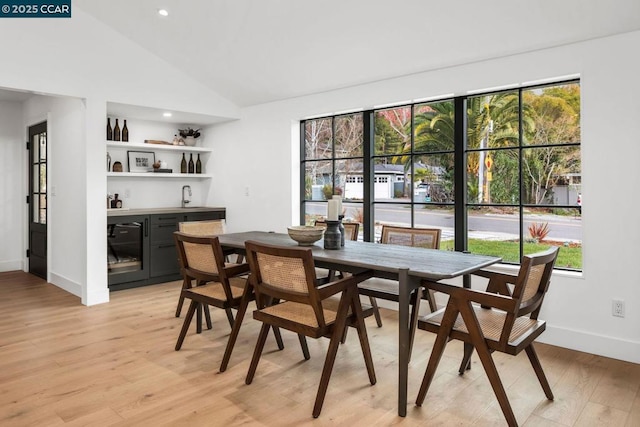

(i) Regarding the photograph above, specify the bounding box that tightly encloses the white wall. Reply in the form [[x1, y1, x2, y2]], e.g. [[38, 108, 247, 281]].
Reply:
[[0, 7, 239, 305], [0, 101, 25, 271], [207, 31, 640, 363]]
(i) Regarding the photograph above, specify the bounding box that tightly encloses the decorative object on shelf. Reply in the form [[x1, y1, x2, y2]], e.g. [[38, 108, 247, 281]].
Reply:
[[287, 225, 324, 246], [188, 153, 194, 173], [122, 120, 129, 142], [172, 134, 184, 146], [178, 127, 201, 147], [110, 193, 123, 209], [195, 153, 202, 174], [114, 119, 121, 141], [153, 160, 161, 170], [106, 118, 113, 141], [107, 152, 111, 172], [127, 150, 155, 173], [144, 139, 172, 145], [180, 153, 187, 173], [112, 161, 123, 172], [153, 159, 171, 173], [323, 220, 342, 250]]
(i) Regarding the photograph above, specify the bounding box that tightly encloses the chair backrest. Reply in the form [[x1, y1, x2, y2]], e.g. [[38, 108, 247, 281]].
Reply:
[[380, 225, 441, 249], [244, 240, 327, 326], [174, 232, 226, 276], [314, 220, 360, 241], [178, 219, 226, 236], [512, 247, 559, 318], [496, 246, 559, 345]]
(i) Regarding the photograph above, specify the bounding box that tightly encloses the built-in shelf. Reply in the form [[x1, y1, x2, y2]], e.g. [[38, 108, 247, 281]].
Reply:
[[107, 172, 212, 179], [107, 141, 212, 153]]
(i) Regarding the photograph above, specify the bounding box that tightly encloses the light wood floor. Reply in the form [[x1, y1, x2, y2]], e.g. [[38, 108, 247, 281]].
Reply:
[[0, 271, 638, 426]]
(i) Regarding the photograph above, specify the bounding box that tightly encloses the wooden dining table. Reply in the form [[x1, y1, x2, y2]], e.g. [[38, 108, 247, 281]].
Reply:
[[217, 231, 501, 417]]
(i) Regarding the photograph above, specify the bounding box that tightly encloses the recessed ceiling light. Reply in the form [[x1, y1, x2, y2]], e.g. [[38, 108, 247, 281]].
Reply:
[[158, 9, 169, 17], [163, 112, 172, 117]]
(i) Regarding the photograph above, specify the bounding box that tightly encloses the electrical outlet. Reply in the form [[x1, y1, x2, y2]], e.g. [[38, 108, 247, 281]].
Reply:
[[612, 299, 625, 318], [244, 186, 249, 197]]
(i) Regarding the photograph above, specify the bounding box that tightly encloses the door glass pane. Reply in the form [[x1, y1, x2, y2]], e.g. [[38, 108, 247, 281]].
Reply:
[[467, 92, 520, 149], [40, 132, 47, 160], [304, 202, 326, 225], [524, 209, 581, 270], [32, 195, 39, 223], [335, 114, 363, 158], [304, 118, 332, 159], [39, 195, 47, 224], [32, 134, 39, 163], [32, 165, 39, 192], [304, 160, 332, 201], [40, 164, 46, 193]]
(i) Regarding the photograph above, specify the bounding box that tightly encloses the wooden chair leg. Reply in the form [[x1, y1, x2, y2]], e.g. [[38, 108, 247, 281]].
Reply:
[[204, 305, 212, 329], [220, 288, 251, 372], [408, 287, 423, 362], [459, 343, 474, 374], [224, 308, 234, 328], [299, 334, 310, 360], [416, 303, 458, 405], [196, 303, 203, 334], [273, 327, 285, 350], [526, 344, 554, 400], [369, 296, 383, 327], [425, 288, 438, 312], [175, 277, 191, 317], [175, 300, 197, 351], [246, 323, 271, 384], [312, 289, 354, 418], [351, 291, 376, 385], [458, 302, 517, 427]]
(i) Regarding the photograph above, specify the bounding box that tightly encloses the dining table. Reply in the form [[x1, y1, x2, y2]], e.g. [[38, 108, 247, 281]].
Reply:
[[217, 231, 501, 417]]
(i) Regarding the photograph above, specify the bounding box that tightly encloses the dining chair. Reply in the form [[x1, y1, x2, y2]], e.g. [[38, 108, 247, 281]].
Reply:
[[415, 247, 559, 427], [357, 225, 442, 358], [175, 219, 240, 318], [243, 240, 376, 418], [315, 220, 382, 330], [173, 232, 283, 353]]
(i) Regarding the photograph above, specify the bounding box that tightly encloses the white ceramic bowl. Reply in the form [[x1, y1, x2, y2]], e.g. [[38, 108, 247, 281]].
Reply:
[[287, 225, 324, 246]]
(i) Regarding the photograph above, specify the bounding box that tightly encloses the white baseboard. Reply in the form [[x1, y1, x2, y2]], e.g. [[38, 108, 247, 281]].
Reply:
[[0, 260, 23, 272], [49, 272, 82, 298], [540, 325, 640, 364], [366, 299, 640, 365]]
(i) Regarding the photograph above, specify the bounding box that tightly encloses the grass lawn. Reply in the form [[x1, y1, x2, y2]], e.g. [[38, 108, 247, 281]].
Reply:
[[440, 239, 582, 270]]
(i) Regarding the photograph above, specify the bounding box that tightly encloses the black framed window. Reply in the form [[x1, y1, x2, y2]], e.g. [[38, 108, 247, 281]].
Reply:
[[301, 80, 582, 270]]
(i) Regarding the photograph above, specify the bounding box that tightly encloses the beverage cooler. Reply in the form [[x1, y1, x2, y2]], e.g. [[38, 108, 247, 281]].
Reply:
[[107, 215, 149, 286]]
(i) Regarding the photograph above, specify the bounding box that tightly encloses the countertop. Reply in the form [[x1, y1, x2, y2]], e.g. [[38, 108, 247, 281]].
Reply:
[[107, 207, 225, 217]]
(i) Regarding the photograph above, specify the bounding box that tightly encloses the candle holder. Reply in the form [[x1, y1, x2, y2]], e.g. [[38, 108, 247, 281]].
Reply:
[[323, 220, 342, 250], [338, 215, 345, 247]]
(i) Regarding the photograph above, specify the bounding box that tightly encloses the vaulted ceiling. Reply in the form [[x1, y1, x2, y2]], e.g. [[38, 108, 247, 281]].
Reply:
[[63, 1, 640, 107]]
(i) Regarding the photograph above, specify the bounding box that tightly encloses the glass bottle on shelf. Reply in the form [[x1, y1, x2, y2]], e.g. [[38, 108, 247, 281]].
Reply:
[[195, 153, 202, 174], [188, 153, 195, 173], [113, 119, 121, 141], [106, 118, 113, 141], [180, 153, 187, 173], [122, 119, 129, 142]]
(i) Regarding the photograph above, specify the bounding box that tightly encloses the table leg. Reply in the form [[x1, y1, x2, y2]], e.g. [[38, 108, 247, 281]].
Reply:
[[397, 268, 416, 417]]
